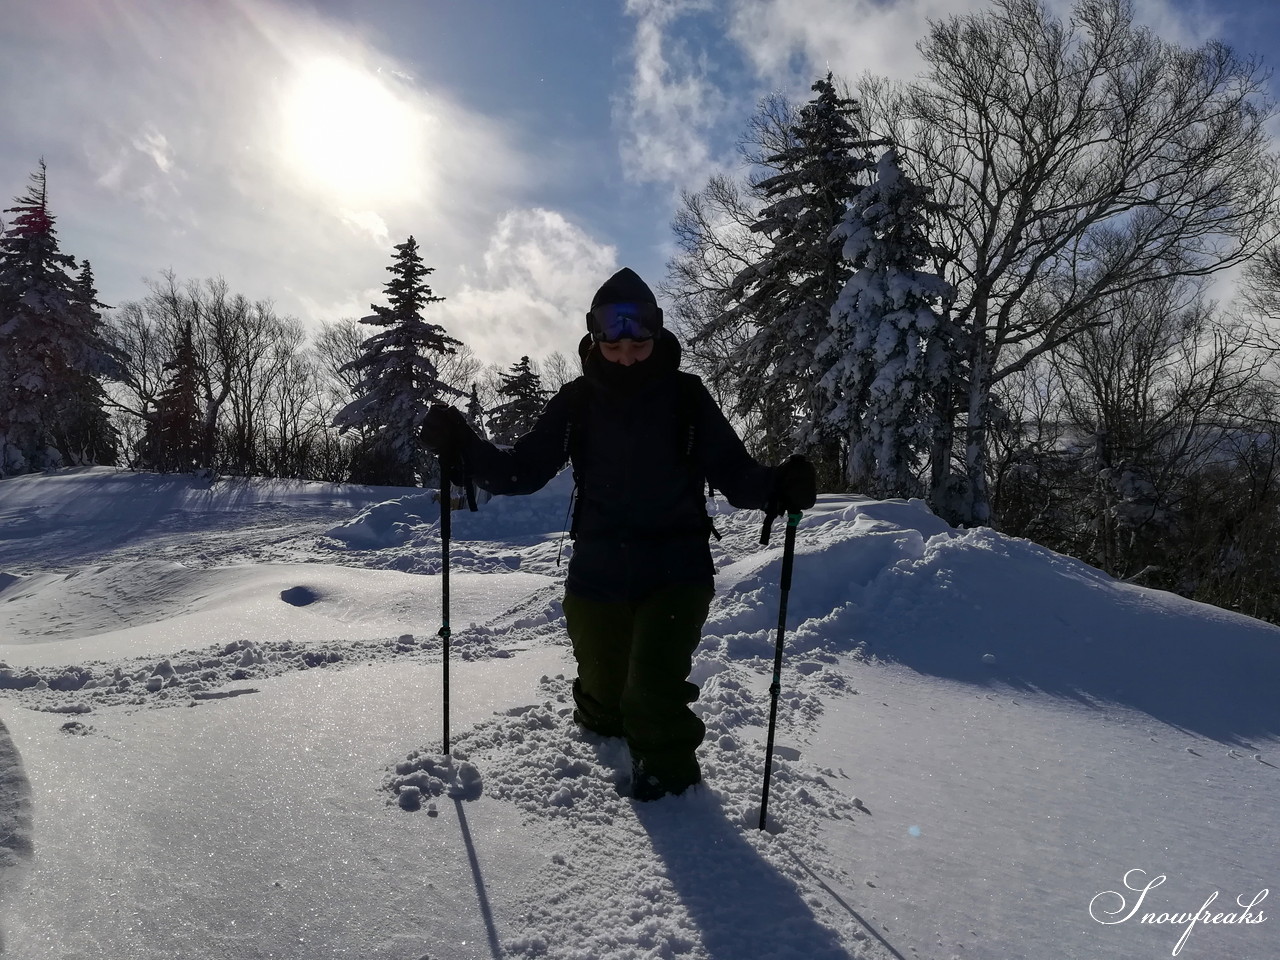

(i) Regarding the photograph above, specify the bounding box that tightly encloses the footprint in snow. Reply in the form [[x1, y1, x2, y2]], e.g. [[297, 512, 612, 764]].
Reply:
[[279, 585, 318, 607]]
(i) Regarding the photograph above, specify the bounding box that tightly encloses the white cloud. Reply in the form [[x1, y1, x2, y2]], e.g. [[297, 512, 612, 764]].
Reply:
[[1129, 0, 1228, 48], [724, 0, 1226, 92], [726, 0, 982, 90], [615, 0, 735, 192], [131, 126, 175, 175], [614, 0, 1230, 201], [339, 209, 391, 246], [436, 209, 619, 370], [0, 0, 532, 335]]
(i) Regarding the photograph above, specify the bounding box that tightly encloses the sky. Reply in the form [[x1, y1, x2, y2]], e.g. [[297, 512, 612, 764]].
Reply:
[[2, 0, 1280, 372]]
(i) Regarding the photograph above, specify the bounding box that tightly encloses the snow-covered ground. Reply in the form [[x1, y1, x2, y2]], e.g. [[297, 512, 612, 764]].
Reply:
[[1, 466, 1276, 960]]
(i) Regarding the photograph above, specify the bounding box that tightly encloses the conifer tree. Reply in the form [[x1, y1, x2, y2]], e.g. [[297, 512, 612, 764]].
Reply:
[[333, 236, 462, 485], [0, 162, 117, 475], [139, 321, 202, 472], [487, 356, 547, 446], [465, 383, 487, 437], [697, 75, 883, 481], [461, 381, 494, 506], [817, 148, 953, 496], [51, 259, 121, 466]]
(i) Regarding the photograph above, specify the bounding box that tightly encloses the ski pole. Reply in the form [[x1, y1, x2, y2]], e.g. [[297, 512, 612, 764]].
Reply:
[[438, 456, 453, 756], [435, 446, 478, 757], [759, 509, 801, 831]]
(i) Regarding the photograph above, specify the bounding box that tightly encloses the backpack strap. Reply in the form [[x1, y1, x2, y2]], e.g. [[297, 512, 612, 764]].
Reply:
[[676, 373, 722, 541], [567, 379, 589, 542]]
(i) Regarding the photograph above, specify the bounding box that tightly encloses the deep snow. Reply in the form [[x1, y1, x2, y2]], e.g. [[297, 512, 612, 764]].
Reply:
[[1, 466, 1277, 959]]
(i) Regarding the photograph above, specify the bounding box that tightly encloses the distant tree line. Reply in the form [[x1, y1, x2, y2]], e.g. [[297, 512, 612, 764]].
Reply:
[[6, 0, 1280, 623], [0, 179, 571, 486]]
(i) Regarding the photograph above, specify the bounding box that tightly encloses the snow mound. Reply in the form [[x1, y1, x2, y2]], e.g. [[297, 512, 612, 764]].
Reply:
[[324, 494, 433, 548], [0, 560, 554, 663], [323, 467, 577, 551], [386, 753, 484, 810], [702, 494, 1280, 742], [0, 561, 200, 643], [441, 467, 577, 541], [0, 466, 414, 571]]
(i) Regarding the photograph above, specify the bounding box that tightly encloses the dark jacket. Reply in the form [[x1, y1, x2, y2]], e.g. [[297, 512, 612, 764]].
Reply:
[[461, 330, 776, 603]]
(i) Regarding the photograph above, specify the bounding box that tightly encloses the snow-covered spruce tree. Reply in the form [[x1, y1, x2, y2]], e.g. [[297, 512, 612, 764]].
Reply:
[[817, 148, 954, 498], [701, 75, 883, 482], [138, 320, 202, 473], [487, 356, 547, 446], [0, 162, 118, 475], [333, 236, 462, 486], [49, 259, 121, 466]]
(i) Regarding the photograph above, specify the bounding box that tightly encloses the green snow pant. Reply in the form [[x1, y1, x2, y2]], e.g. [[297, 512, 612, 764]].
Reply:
[[563, 582, 714, 789]]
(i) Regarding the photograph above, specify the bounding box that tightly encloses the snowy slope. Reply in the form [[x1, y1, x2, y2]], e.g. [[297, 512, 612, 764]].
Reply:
[[1, 467, 1277, 960]]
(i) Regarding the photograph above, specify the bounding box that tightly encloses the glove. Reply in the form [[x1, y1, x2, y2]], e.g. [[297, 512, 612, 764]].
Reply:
[[419, 404, 472, 475], [772, 454, 817, 513]]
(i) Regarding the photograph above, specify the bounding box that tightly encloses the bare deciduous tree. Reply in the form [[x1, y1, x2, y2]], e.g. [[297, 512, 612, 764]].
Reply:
[[313, 319, 365, 400], [661, 93, 800, 413], [663, 174, 771, 409], [861, 0, 1280, 523], [993, 274, 1267, 603], [104, 298, 178, 429], [108, 274, 320, 475], [436, 341, 483, 402], [220, 299, 299, 475], [539, 350, 575, 393]]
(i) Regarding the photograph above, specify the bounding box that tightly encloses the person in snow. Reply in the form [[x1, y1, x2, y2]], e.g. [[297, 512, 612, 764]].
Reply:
[[420, 267, 816, 800]]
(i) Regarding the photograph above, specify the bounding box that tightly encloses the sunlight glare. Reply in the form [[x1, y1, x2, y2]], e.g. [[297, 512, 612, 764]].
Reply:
[[280, 57, 426, 202]]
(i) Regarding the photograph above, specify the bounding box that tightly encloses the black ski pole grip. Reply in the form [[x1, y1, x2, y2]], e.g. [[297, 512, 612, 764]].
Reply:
[[760, 507, 779, 545]]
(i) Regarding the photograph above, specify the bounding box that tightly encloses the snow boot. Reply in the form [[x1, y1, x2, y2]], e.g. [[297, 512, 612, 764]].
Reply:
[[630, 757, 701, 802]]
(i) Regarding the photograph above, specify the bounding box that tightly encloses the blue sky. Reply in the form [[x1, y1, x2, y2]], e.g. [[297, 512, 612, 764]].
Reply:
[[2, 0, 1278, 370]]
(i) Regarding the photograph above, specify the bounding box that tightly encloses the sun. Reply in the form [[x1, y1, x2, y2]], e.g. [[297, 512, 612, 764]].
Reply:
[[278, 57, 426, 203]]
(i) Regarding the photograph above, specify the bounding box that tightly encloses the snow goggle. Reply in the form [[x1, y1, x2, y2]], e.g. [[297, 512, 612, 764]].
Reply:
[[587, 301, 661, 343]]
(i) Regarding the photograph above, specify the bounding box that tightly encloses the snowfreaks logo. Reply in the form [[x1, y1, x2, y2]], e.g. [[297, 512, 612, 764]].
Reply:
[[1089, 868, 1269, 956]]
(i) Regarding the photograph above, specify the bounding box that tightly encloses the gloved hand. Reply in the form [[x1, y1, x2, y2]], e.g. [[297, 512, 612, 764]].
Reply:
[[419, 404, 472, 472], [772, 454, 817, 513]]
